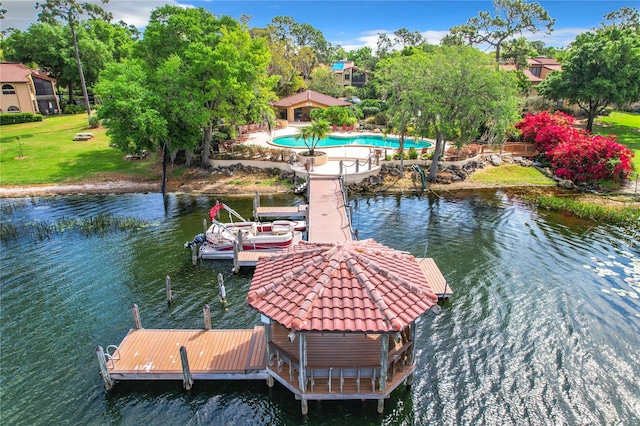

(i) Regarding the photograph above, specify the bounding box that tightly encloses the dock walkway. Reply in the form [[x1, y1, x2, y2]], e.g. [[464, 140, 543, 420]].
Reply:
[[106, 326, 266, 381], [417, 258, 453, 299], [307, 177, 352, 242]]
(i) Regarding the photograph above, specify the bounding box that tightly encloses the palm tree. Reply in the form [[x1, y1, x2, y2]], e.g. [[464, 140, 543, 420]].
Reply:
[[296, 119, 331, 156]]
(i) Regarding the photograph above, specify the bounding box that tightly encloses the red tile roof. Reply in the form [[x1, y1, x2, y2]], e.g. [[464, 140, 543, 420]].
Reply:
[[523, 69, 544, 82], [272, 90, 351, 107], [0, 62, 32, 83], [247, 239, 439, 333], [529, 57, 560, 65]]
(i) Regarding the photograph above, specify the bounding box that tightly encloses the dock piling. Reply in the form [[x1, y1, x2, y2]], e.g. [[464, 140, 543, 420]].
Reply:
[[180, 346, 193, 390], [191, 243, 198, 265], [132, 303, 142, 329], [203, 304, 211, 330], [95, 346, 113, 391], [253, 192, 260, 221], [166, 276, 172, 304], [218, 273, 226, 303]]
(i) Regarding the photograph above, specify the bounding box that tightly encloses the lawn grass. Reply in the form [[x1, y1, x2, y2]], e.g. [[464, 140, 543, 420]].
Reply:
[[0, 114, 157, 185], [593, 111, 640, 170], [469, 164, 556, 186]]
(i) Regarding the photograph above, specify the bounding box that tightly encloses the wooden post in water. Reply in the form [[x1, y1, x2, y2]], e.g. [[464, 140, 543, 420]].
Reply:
[[132, 303, 142, 329], [298, 332, 307, 392], [203, 218, 208, 234], [253, 192, 260, 221], [166, 276, 172, 304], [379, 334, 389, 392], [406, 322, 417, 387], [203, 304, 211, 330], [95, 346, 113, 391], [191, 243, 198, 265], [180, 346, 193, 390], [232, 241, 239, 274], [218, 273, 226, 303], [232, 231, 243, 273]]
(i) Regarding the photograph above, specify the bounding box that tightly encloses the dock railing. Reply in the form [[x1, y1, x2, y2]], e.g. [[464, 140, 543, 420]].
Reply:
[[338, 157, 374, 176], [338, 176, 358, 240]]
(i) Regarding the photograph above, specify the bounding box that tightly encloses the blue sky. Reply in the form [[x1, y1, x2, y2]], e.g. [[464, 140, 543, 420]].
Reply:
[[2, 1, 636, 50]]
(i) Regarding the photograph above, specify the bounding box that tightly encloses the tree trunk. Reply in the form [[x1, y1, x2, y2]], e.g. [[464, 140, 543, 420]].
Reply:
[[68, 83, 74, 104], [69, 15, 92, 124], [161, 143, 167, 196], [399, 132, 405, 172], [428, 130, 445, 181], [586, 112, 595, 133], [201, 123, 212, 169]]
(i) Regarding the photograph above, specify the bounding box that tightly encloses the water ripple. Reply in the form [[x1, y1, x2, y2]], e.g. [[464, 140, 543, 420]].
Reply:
[[1, 192, 639, 424]]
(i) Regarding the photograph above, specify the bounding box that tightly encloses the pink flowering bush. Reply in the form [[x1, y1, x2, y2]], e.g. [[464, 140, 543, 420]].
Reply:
[[550, 135, 633, 184], [514, 112, 634, 185], [516, 112, 573, 141]]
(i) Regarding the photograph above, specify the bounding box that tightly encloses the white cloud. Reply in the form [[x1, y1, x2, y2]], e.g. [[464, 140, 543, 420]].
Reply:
[[335, 28, 450, 52], [521, 27, 588, 47], [1, 0, 185, 31]]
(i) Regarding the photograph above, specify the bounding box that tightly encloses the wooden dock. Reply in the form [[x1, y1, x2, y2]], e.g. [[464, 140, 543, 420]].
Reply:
[[416, 258, 452, 299], [253, 193, 307, 221], [235, 250, 273, 268], [307, 177, 352, 242], [103, 326, 266, 382]]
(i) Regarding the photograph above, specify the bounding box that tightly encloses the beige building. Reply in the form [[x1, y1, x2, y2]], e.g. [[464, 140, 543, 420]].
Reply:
[[0, 62, 60, 115], [272, 90, 351, 123], [331, 60, 369, 88], [503, 57, 576, 110]]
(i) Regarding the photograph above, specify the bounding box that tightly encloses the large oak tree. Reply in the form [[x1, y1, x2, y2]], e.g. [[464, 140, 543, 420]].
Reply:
[[379, 46, 521, 180], [538, 25, 640, 132]]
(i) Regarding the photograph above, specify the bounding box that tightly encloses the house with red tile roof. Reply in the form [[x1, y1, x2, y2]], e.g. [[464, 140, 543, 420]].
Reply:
[[0, 62, 61, 115], [502, 57, 579, 111], [272, 90, 351, 123], [247, 239, 439, 414]]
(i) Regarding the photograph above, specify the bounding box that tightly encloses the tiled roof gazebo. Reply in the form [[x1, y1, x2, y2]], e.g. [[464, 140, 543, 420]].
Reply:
[[272, 90, 350, 123], [247, 239, 439, 414]]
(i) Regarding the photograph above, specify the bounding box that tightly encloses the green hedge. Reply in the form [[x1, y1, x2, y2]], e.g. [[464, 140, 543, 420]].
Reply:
[[63, 104, 86, 115], [0, 113, 44, 125]]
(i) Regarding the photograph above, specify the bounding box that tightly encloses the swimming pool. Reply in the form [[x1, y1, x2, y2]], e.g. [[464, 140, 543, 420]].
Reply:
[[271, 134, 433, 150]]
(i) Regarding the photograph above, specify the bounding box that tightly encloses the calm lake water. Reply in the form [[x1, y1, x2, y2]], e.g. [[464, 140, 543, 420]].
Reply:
[[1, 190, 639, 425]]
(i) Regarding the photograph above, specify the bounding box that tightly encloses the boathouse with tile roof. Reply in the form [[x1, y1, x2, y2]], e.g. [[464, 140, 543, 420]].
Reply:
[[272, 90, 351, 123], [247, 239, 439, 414]]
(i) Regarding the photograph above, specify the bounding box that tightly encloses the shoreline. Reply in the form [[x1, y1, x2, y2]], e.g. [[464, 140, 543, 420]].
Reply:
[[0, 178, 556, 198], [0, 166, 636, 200]]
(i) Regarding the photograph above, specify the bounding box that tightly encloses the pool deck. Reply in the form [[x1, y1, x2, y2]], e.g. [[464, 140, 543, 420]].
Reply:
[[242, 125, 433, 181], [245, 125, 433, 161]]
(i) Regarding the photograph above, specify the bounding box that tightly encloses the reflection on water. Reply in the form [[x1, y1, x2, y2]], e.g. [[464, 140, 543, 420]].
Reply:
[[1, 190, 639, 425]]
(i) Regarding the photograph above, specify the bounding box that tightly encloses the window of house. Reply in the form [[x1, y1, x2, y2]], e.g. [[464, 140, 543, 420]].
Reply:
[[529, 67, 541, 78], [7, 106, 20, 112], [344, 73, 350, 80], [556, 99, 564, 107], [2, 84, 16, 95]]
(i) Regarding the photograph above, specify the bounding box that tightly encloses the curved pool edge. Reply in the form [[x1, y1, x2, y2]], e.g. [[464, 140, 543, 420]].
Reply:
[[269, 132, 434, 150]]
